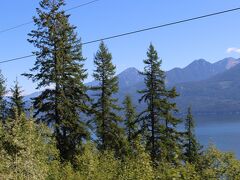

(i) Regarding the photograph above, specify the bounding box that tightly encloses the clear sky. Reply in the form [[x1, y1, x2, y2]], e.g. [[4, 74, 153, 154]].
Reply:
[[0, 0, 240, 94]]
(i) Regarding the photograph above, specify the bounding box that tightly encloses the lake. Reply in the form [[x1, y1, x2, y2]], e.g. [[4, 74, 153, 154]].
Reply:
[[194, 114, 240, 158]]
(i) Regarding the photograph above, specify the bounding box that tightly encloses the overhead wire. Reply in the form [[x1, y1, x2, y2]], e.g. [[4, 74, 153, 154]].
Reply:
[[1, 6, 240, 64], [0, 0, 101, 34]]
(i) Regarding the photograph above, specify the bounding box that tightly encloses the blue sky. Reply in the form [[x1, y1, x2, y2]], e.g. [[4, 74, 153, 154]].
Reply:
[[0, 0, 240, 94]]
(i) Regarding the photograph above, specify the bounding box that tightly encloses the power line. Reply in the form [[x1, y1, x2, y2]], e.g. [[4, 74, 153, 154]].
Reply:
[[0, 0, 101, 34], [0, 55, 34, 64], [0, 6, 240, 64], [0, 21, 33, 34], [66, 0, 100, 11], [82, 7, 240, 45]]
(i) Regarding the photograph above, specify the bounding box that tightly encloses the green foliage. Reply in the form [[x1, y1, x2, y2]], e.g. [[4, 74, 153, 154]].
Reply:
[[75, 143, 99, 179], [75, 143, 119, 179], [123, 95, 138, 144], [0, 114, 59, 179], [24, 0, 89, 162], [0, 70, 7, 121], [67, 141, 153, 180], [91, 42, 125, 155], [60, 162, 82, 180], [97, 151, 119, 180], [154, 162, 201, 180], [1, 1, 239, 178], [0, 117, 240, 179], [138, 43, 182, 163], [183, 107, 202, 163], [9, 78, 25, 119], [197, 145, 240, 179], [120, 139, 154, 180]]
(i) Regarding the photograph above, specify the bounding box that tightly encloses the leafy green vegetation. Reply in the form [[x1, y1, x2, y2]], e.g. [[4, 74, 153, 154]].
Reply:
[[1, 117, 240, 179], [0, 0, 239, 179]]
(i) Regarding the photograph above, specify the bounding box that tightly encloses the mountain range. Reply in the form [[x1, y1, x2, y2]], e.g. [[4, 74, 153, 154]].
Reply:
[[25, 57, 240, 119]]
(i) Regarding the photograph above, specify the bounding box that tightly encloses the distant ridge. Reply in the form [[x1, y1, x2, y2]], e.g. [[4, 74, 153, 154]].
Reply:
[[24, 57, 240, 119], [166, 57, 240, 85], [176, 62, 240, 114]]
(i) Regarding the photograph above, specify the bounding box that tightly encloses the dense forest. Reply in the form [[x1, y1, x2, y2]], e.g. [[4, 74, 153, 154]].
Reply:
[[0, 0, 240, 179]]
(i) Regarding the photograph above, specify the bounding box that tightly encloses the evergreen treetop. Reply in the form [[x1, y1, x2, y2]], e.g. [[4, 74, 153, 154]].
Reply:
[[91, 42, 125, 155], [23, 0, 89, 163], [138, 43, 182, 163], [9, 78, 25, 119], [184, 107, 202, 163]]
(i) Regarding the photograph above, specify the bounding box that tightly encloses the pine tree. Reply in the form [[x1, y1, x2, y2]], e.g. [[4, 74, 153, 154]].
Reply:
[[91, 42, 124, 154], [123, 95, 137, 144], [160, 87, 182, 163], [9, 79, 25, 119], [0, 71, 7, 121], [184, 107, 202, 163], [138, 44, 182, 163], [23, 0, 89, 162]]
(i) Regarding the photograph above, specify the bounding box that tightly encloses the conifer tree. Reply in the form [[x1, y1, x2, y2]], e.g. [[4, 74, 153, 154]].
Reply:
[[9, 79, 25, 119], [91, 42, 124, 154], [138, 44, 182, 163], [184, 107, 202, 163], [23, 0, 89, 162], [160, 87, 182, 163], [0, 71, 7, 121], [123, 95, 137, 144]]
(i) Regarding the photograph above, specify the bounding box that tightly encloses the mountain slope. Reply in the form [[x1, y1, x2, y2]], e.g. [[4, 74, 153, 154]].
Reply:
[[176, 63, 240, 114], [24, 57, 240, 116], [166, 57, 239, 85]]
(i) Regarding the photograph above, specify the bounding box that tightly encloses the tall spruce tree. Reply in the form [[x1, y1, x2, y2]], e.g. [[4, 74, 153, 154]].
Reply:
[[138, 44, 182, 163], [91, 42, 124, 154], [184, 107, 202, 163], [160, 87, 182, 163], [23, 0, 89, 162], [9, 79, 25, 119], [0, 71, 7, 121], [123, 95, 137, 144]]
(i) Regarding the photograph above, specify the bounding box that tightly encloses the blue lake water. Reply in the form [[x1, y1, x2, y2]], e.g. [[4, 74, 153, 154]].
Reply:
[[194, 115, 240, 158]]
